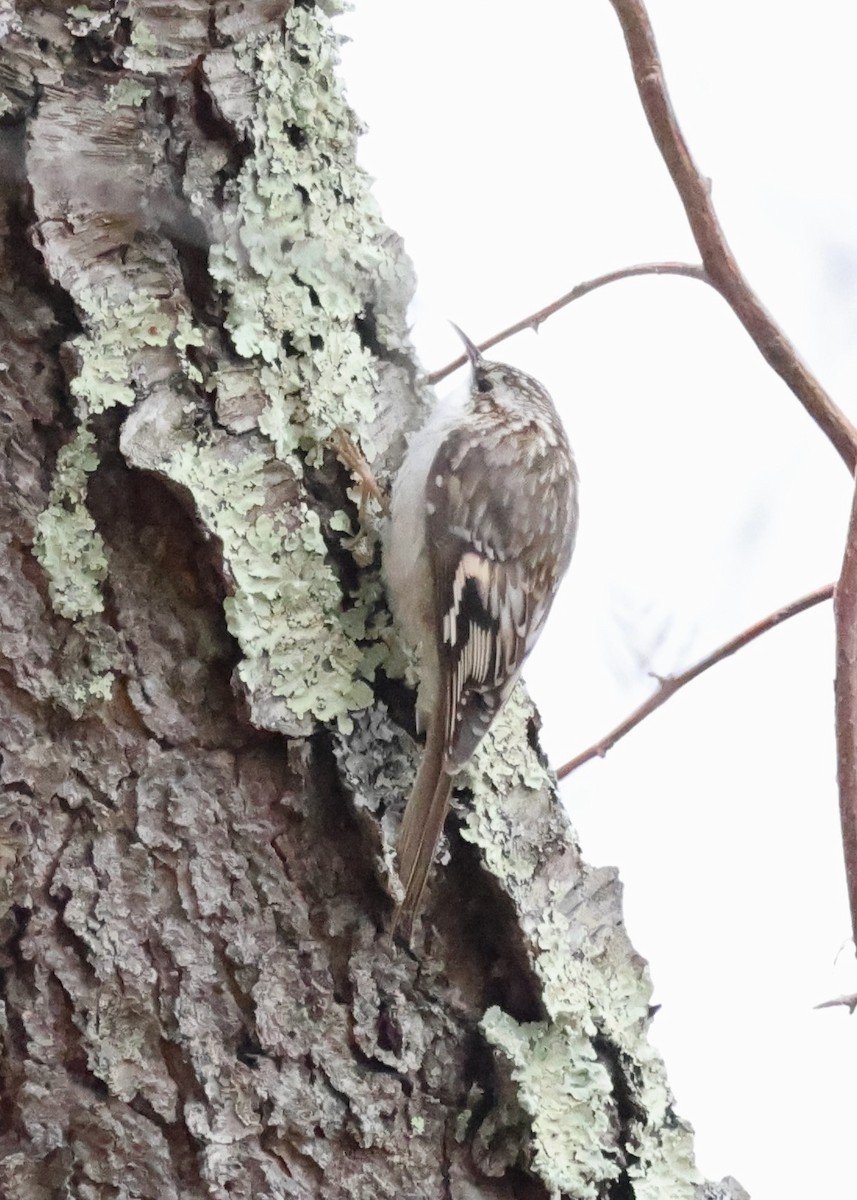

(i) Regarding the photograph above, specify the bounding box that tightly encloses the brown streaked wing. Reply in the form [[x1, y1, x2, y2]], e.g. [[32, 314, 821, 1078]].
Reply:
[[425, 426, 560, 769]]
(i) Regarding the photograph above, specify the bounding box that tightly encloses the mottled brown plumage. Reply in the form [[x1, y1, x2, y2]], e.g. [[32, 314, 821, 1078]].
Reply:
[[384, 330, 579, 933]]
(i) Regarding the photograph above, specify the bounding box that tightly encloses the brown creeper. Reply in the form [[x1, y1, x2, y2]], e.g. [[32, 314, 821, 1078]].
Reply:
[[384, 328, 579, 930]]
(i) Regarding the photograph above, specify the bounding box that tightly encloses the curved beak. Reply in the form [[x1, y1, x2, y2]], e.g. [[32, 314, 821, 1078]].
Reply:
[[450, 323, 483, 367]]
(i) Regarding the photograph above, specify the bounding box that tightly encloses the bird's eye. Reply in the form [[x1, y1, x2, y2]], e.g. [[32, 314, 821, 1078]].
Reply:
[[476, 375, 493, 393]]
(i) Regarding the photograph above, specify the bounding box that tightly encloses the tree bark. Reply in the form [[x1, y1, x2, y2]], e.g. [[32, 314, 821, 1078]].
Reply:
[[0, 2, 739, 1196]]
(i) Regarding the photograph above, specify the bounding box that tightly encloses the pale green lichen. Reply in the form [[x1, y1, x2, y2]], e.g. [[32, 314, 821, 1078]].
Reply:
[[36, 288, 205, 626], [105, 78, 151, 111], [459, 688, 550, 887], [629, 1125, 701, 1200], [465, 692, 699, 1197], [329, 510, 353, 534], [58, 618, 118, 716], [130, 20, 157, 55], [163, 439, 380, 734], [35, 284, 206, 722], [39, 5, 413, 737], [208, 5, 405, 461], [144, 3, 411, 732], [467, 688, 551, 797], [481, 1009, 618, 1199], [65, 5, 112, 36], [71, 289, 177, 415], [34, 427, 108, 620], [174, 314, 206, 384], [529, 908, 698, 1198]]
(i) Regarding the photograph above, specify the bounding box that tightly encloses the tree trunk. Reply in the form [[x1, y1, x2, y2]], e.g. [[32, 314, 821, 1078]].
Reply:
[[0, 2, 741, 1196]]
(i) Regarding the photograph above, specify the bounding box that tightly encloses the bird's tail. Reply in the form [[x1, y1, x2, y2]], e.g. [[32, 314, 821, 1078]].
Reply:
[[394, 714, 453, 937]]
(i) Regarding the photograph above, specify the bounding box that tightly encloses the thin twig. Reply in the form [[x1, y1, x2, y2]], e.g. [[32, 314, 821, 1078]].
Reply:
[[608, 0, 857, 472], [330, 427, 390, 516], [834, 481, 857, 953], [557, 584, 834, 779], [814, 993, 857, 1015], [427, 261, 710, 385]]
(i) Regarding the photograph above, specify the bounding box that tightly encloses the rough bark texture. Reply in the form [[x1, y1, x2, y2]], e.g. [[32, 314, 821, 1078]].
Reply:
[[0, 2, 739, 1197]]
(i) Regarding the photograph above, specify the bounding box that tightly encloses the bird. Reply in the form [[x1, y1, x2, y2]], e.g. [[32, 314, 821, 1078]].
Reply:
[[383, 326, 579, 933]]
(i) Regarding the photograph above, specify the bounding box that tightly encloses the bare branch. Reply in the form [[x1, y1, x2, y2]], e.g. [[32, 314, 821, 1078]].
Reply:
[[608, 0, 857, 472], [815, 993, 857, 1015], [834, 481, 857, 954], [557, 584, 834, 779], [427, 261, 710, 385]]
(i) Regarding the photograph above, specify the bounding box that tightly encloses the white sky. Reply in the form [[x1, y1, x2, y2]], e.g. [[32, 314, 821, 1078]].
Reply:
[[336, 3, 857, 1195]]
